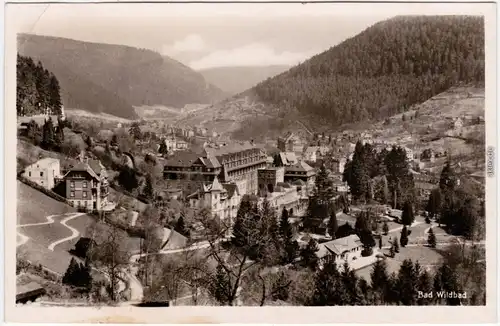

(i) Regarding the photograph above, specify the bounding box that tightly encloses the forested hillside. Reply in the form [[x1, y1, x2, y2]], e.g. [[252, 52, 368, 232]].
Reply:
[[18, 34, 226, 119], [193, 15, 484, 139], [251, 15, 484, 125], [17, 55, 62, 116]]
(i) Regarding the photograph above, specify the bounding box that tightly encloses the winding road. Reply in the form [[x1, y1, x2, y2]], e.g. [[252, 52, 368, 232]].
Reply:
[[47, 213, 86, 251], [17, 212, 86, 251]]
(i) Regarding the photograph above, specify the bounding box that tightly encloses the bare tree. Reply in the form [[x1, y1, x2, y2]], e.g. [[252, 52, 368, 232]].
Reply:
[[190, 202, 282, 306], [88, 223, 131, 302]]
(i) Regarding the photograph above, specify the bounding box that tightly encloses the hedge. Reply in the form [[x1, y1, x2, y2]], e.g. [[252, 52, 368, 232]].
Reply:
[[18, 175, 71, 206]]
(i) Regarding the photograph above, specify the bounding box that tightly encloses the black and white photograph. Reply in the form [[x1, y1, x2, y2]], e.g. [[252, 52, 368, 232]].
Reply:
[[4, 1, 498, 323]]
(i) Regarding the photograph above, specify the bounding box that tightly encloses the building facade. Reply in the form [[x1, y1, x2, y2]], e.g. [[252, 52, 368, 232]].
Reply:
[[283, 161, 316, 189], [258, 167, 285, 195], [261, 184, 308, 217], [64, 159, 109, 211], [187, 177, 242, 229], [164, 141, 267, 195], [22, 158, 62, 190]]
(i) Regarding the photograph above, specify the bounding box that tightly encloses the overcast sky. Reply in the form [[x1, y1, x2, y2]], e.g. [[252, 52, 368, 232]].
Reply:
[[7, 2, 490, 70]]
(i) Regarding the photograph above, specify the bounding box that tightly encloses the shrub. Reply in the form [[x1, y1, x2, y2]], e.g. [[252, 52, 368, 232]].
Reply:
[[361, 246, 373, 257]]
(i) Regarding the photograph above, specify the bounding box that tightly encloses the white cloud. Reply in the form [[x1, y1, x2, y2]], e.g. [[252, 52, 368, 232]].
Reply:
[[163, 34, 206, 54], [189, 43, 321, 70]]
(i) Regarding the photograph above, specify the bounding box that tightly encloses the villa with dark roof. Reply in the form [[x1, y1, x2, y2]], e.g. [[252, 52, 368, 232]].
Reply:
[[163, 141, 267, 195], [64, 159, 109, 211]]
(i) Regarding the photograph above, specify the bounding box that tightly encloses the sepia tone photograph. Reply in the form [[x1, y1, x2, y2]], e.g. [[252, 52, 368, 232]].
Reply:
[[3, 1, 498, 324]]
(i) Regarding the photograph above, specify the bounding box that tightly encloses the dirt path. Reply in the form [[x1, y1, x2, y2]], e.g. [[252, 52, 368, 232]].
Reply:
[[48, 213, 86, 251]]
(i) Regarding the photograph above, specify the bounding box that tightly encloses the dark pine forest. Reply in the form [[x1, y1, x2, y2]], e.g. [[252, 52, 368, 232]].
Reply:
[[17, 55, 63, 116], [250, 16, 485, 126]]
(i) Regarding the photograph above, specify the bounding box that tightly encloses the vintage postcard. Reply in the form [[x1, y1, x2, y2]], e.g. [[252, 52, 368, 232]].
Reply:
[[3, 1, 498, 324]]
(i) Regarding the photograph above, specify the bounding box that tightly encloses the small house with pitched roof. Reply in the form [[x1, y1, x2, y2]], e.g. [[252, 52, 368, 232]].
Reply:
[[316, 234, 363, 269]]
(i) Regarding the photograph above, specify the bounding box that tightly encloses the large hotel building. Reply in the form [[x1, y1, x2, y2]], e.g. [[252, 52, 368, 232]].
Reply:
[[163, 141, 268, 195]]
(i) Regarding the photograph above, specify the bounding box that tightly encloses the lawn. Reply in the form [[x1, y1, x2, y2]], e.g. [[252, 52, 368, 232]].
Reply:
[[17, 181, 75, 225], [18, 241, 74, 275], [18, 217, 73, 249], [356, 246, 444, 284]]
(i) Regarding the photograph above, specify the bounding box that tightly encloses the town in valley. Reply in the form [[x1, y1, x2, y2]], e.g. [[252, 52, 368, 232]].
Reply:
[[13, 11, 487, 308]]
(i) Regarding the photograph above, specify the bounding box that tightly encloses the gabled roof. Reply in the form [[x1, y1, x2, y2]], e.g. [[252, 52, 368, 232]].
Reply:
[[286, 161, 314, 173], [319, 234, 362, 257], [164, 151, 203, 167], [67, 162, 99, 180], [88, 159, 104, 176]]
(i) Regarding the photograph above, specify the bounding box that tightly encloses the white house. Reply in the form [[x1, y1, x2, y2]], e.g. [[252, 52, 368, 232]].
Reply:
[[315, 234, 364, 269], [22, 158, 62, 190]]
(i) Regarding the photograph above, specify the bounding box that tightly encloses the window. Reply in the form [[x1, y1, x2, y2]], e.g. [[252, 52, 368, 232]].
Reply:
[[29, 171, 31, 177], [70, 191, 75, 197], [83, 181, 87, 188], [77, 201, 81, 207], [83, 191, 87, 198], [40, 171, 44, 177], [70, 181, 75, 188]]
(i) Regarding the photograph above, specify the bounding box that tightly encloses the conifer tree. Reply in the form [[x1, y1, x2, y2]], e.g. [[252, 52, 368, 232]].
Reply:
[[174, 215, 187, 236], [395, 259, 419, 305], [279, 207, 298, 264], [41, 117, 55, 150], [309, 259, 344, 306], [301, 238, 319, 270], [426, 188, 442, 218], [401, 201, 415, 226], [327, 205, 338, 239], [427, 227, 437, 248], [382, 221, 389, 235], [400, 226, 409, 247], [417, 269, 433, 305], [370, 260, 390, 303], [433, 264, 462, 305], [62, 258, 80, 286]]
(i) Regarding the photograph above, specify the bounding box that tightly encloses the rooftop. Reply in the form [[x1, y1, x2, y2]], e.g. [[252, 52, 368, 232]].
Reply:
[[164, 151, 204, 167], [204, 141, 258, 157], [286, 161, 314, 173], [68, 162, 100, 180], [33, 157, 60, 166], [319, 234, 363, 257]]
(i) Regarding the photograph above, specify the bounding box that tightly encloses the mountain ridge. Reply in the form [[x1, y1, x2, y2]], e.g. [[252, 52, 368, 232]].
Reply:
[[181, 15, 484, 141], [17, 33, 226, 119]]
